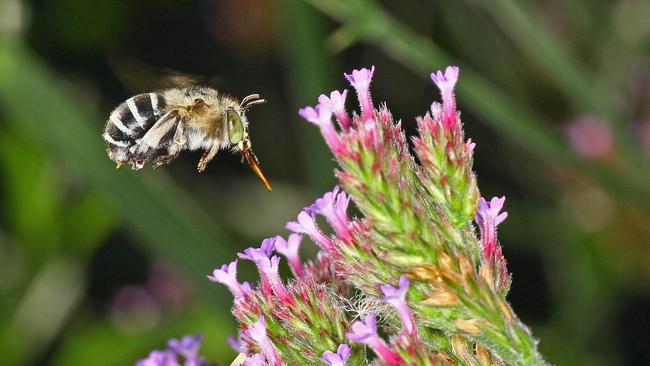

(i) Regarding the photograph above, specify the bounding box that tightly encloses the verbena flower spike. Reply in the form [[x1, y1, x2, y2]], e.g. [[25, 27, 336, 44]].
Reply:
[[137, 66, 548, 366]]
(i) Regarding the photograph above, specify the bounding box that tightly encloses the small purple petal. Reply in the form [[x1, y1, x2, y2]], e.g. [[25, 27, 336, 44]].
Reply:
[[322, 343, 351, 366], [286, 210, 334, 251], [168, 334, 203, 361], [242, 353, 264, 366], [345, 66, 376, 121], [227, 335, 247, 353], [380, 275, 416, 336], [431, 66, 460, 131], [475, 196, 509, 289], [329, 90, 351, 129], [346, 314, 378, 343], [345, 66, 375, 90], [274, 234, 304, 277], [380, 275, 409, 302], [207, 260, 249, 298], [245, 317, 282, 366], [136, 350, 180, 366], [299, 101, 346, 155]]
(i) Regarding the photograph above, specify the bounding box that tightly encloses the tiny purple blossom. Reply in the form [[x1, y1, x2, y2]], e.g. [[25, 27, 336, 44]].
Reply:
[[274, 234, 304, 277], [136, 350, 180, 366], [168, 334, 202, 361], [245, 317, 282, 366], [431, 66, 459, 131], [238, 242, 277, 296], [286, 210, 335, 251], [475, 196, 508, 267], [321, 344, 351, 366], [227, 335, 247, 353], [345, 66, 375, 121], [260, 237, 276, 256], [346, 313, 378, 344], [242, 353, 264, 366], [250, 251, 290, 301], [207, 261, 250, 298], [314, 186, 352, 241], [346, 314, 402, 365], [299, 102, 345, 154], [380, 275, 416, 336], [328, 90, 351, 130]]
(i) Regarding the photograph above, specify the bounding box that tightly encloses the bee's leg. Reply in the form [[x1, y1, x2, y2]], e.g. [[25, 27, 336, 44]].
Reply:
[[173, 121, 187, 145], [153, 153, 179, 168], [197, 144, 219, 172], [131, 159, 145, 170]]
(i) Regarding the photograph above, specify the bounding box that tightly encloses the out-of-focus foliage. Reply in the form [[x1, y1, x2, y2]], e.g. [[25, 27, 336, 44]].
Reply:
[[0, 0, 648, 365]]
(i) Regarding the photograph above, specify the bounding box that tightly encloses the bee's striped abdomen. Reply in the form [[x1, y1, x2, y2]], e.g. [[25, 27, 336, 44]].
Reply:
[[103, 93, 167, 164]]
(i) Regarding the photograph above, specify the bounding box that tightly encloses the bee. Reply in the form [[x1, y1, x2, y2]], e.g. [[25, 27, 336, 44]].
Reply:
[[102, 85, 272, 191]]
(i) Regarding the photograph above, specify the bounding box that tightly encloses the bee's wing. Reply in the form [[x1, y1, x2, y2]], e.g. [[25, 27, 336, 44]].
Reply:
[[108, 49, 207, 93], [139, 111, 179, 149]]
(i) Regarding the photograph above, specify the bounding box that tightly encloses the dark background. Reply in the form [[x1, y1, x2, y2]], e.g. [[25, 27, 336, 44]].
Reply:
[[0, 0, 649, 365]]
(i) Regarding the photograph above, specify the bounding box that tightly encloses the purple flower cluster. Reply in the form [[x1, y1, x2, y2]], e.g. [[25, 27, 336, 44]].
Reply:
[[136, 334, 206, 366], [136, 65, 538, 365]]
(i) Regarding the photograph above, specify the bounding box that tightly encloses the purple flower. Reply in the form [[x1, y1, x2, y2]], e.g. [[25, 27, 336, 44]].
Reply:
[[321, 344, 351, 366], [259, 255, 291, 300], [380, 275, 416, 336], [274, 234, 304, 277], [207, 261, 250, 299], [329, 90, 351, 130], [240, 240, 290, 300], [475, 196, 508, 261], [346, 314, 402, 365], [136, 350, 179, 366], [299, 101, 346, 155], [475, 196, 509, 288], [238, 238, 275, 262], [286, 210, 334, 251], [168, 334, 203, 363], [430, 66, 459, 131], [242, 353, 264, 366], [345, 66, 376, 121], [245, 317, 282, 366], [346, 313, 378, 344], [314, 186, 352, 241], [227, 335, 247, 353]]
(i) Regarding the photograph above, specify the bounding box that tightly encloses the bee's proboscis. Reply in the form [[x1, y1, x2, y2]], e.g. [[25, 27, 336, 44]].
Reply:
[[243, 148, 272, 191]]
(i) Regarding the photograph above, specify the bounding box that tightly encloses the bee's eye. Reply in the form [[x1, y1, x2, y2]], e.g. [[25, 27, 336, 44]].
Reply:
[[227, 109, 244, 144]]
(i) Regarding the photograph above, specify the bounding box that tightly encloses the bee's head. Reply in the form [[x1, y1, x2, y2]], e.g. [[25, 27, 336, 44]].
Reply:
[[226, 95, 271, 191]]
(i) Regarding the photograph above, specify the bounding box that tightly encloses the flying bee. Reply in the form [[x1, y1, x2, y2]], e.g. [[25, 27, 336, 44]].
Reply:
[[102, 85, 271, 191]]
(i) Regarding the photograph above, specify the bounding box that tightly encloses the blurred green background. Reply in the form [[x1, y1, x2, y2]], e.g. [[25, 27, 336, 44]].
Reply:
[[0, 0, 649, 365]]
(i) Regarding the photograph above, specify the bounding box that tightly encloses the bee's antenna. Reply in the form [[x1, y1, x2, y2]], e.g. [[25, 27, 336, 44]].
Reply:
[[240, 94, 266, 111], [240, 94, 260, 106]]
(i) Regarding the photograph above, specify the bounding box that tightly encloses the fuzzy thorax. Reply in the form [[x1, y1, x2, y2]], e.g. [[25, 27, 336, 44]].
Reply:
[[162, 86, 246, 147]]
